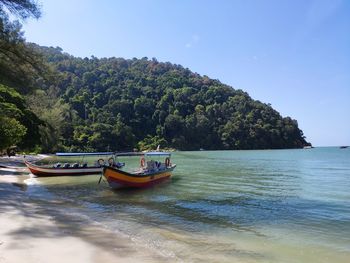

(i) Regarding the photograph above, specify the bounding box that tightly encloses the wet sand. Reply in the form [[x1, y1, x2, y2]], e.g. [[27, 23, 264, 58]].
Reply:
[[0, 156, 168, 263]]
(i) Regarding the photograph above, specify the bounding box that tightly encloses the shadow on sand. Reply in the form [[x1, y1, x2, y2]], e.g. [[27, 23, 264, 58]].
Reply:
[[0, 182, 167, 261]]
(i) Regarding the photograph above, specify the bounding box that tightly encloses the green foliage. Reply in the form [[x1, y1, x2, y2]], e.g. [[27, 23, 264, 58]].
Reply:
[[0, 1, 54, 152], [138, 135, 167, 152], [0, 116, 26, 151], [0, 1, 309, 153], [27, 45, 308, 151], [26, 87, 74, 152], [0, 1, 50, 93], [0, 84, 42, 150], [0, 0, 41, 20]]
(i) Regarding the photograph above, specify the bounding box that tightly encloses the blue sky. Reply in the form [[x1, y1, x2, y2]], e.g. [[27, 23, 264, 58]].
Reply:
[[22, 0, 349, 146]]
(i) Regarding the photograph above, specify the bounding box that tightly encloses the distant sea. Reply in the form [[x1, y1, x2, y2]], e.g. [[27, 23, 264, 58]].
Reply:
[[25, 147, 350, 262]]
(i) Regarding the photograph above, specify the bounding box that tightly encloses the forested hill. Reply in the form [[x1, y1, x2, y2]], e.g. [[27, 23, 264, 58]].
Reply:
[[27, 45, 308, 152]]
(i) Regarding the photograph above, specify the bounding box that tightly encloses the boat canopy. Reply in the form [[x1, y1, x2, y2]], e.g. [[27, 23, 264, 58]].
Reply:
[[144, 151, 171, 156], [55, 151, 171, 157], [56, 152, 114, 156], [115, 152, 144, 157]]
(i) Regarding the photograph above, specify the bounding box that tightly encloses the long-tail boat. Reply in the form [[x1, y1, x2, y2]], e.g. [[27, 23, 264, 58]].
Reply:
[[25, 152, 124, 177], [103, 152, 176, 189]]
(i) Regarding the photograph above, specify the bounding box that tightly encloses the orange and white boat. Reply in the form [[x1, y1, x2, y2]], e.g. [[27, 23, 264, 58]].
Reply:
[[25, 152, 123, 177], [103, 152, 176, 189]]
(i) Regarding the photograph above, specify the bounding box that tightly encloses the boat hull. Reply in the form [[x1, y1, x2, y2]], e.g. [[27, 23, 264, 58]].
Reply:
[[103, 165, 176, 189], [25, 161, 102, 177]]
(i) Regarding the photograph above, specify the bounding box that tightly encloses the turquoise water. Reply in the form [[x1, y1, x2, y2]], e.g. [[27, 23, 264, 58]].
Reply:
[[25, 147, 350, 262]]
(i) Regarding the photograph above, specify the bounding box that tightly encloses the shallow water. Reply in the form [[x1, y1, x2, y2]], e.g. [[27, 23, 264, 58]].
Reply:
[[24, 147, 350, 262]]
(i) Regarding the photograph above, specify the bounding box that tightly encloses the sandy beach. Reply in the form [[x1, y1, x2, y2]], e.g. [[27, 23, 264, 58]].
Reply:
[[0, 156, 168, 263]]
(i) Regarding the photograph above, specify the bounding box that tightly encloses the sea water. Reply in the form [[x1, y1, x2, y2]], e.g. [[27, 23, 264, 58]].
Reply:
[[24, 147, 350, 262]]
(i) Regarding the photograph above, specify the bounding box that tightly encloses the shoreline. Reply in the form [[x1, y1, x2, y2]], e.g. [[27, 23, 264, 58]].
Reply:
[[0, 154, 49, 168], [0, 158, 169, 263]]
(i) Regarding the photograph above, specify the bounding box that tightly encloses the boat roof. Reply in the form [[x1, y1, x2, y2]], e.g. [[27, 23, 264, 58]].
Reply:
[[144, 151, 171, 156], [55, 151, 172, 157], [115, 152, 143, 157], [56, 152, 114, 156]]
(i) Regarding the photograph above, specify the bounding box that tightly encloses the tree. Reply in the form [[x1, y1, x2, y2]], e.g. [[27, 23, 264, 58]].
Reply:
[[25, 45, 309, 151], [138, 135, 167, 151], [0, 116, 26, 151], [0, 84, 44, 151], [0, 0, 41, 20], [0, 0, 49, 93]]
